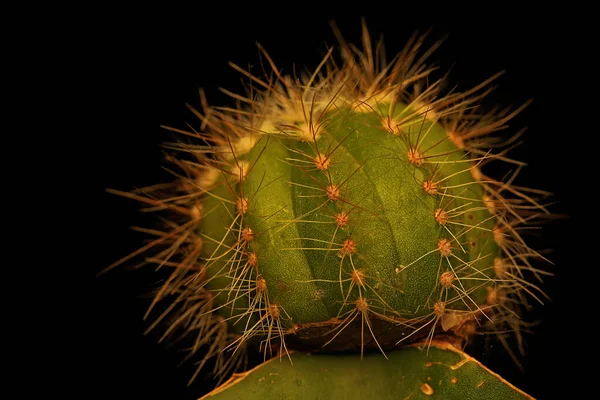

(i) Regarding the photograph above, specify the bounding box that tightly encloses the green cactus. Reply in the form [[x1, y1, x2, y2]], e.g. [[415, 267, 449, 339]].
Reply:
[[105, 20, 552, 398], [200, 342, 532, 399]]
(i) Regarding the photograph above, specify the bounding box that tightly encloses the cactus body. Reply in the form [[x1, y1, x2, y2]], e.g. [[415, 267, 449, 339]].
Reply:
[[106, 21, 551, 391], [202, 101, 498, 357]]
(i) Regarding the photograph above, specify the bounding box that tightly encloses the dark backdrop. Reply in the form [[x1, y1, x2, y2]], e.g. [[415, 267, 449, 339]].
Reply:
[[96, 10, 577, 400]]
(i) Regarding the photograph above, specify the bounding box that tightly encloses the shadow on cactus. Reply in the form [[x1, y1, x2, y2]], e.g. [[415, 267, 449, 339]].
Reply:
[[104, 20, 553, 398]]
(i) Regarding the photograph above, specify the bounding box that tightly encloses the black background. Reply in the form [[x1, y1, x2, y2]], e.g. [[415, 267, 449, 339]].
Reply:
[[96, 10, 579, 400]]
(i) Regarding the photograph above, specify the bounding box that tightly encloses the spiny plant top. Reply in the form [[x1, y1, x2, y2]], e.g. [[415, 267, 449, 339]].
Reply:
[[106, 22, 552, 385]]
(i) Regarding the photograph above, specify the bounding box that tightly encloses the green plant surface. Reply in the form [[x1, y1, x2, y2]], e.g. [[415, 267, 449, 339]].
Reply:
[[201, 341, 532, 400]]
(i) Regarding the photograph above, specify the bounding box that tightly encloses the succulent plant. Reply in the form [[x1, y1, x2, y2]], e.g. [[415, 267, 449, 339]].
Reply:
[[198, 342, 533, 399], [104, 19, 552, 398]]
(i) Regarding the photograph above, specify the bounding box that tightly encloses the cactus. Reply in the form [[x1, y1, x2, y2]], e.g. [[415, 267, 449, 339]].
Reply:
[[200, 342, 533, 399], [105, 20, 552, 398]]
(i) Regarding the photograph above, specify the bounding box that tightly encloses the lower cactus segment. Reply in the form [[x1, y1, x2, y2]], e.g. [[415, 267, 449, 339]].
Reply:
[[201, 341, 533, 399]]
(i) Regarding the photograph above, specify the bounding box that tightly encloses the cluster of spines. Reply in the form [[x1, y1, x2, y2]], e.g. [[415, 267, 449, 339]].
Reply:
[[103, 20, 552, 383]]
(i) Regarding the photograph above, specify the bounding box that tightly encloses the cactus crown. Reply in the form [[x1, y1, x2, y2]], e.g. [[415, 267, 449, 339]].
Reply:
[[106, 20, 551, 385]]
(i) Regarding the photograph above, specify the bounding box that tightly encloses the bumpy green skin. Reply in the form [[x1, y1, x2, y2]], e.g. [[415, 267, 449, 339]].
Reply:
[[201, 103, 498, 345], [201, 343, 531, 400]]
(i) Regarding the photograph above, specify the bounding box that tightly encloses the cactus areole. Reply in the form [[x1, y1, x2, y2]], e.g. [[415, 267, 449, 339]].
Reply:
[[108, 22, 550, 384]]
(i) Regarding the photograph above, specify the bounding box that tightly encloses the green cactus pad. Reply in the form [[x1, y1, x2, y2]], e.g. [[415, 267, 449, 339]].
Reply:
[[200, 341, 532, 400]]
